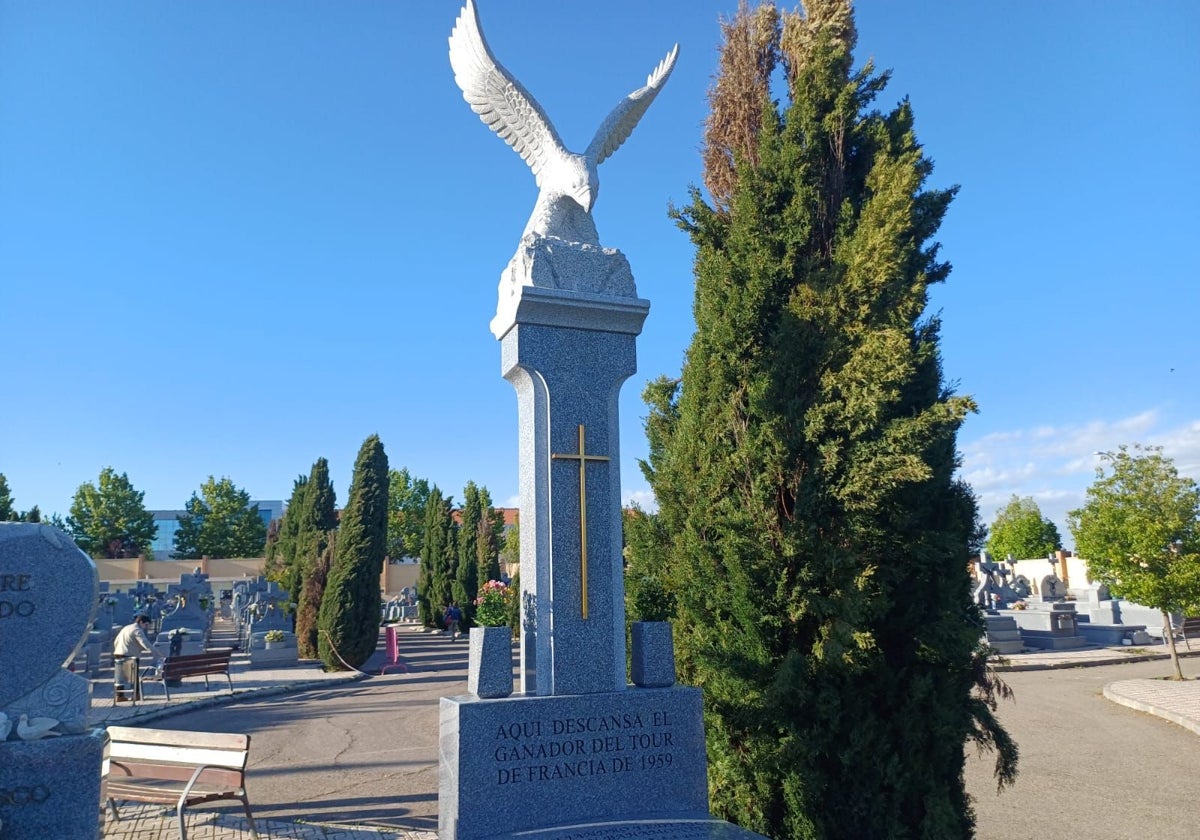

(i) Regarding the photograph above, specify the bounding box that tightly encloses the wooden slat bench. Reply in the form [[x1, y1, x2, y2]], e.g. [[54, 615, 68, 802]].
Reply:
[[141, 648, 235, 701], [105, 725, 259, 840]]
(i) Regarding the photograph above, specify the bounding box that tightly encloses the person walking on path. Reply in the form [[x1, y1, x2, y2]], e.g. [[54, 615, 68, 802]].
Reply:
[[443, 602, 463, 642]]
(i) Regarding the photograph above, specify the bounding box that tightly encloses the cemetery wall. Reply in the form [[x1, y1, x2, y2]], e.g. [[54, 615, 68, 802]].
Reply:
[[381, 563, 419, 595], [97, 556, 419, 596], [95, 556, 265, 582]]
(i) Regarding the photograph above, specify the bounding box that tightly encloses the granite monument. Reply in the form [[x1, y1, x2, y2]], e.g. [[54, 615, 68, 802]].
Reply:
[[440, 4, 766, 838], [0, 523, 107, 839]]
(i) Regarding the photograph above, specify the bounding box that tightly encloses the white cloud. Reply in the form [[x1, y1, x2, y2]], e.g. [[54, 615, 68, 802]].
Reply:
[[622, 487, 658, 512], [959, 409, 1199, 550]]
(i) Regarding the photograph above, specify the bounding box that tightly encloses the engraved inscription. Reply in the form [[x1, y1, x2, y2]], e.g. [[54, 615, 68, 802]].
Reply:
[[492, 710, 676, 786], [0, 785, 52, 806], [0, 572, 35, 619]]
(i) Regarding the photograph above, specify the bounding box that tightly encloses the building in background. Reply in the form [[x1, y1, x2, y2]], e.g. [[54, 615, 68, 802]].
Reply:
[[147, 500, 284, 560]]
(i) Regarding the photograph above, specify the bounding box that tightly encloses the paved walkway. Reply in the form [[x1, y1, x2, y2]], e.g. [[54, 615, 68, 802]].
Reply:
[[91, 626, 1199, 838]]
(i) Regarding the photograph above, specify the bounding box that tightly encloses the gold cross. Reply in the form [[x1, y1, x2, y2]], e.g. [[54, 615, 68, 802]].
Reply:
[[551, 424, 609, 619]]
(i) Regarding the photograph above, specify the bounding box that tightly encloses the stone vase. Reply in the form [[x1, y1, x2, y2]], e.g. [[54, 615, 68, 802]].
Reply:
[[467, 626, 513, 699]]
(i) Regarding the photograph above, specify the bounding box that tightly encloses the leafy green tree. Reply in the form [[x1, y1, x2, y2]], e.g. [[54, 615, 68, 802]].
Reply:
[[0, 473, 15, 521], [418, 488, 456, 628], [499, 520, 520, 571], [629, 2, 1015, 835], [1069, 445, 1200, 680], [22, 505, 41, 523], [318, 435, 389, 670], [66, 467, 157, 557], [987, 495, 1062, 560], [172, 476, 267, 559], [386, 468, 431, 561]]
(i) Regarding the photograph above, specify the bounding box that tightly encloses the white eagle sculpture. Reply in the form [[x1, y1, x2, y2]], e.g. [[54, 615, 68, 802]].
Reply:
[[449, 0, 678, 304]]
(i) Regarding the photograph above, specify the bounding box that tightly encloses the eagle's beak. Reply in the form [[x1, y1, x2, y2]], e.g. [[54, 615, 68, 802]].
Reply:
[[572, 185, 594, 213]]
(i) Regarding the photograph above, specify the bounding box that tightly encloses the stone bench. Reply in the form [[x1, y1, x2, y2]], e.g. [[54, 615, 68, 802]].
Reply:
[[105, 725, 259, 840]]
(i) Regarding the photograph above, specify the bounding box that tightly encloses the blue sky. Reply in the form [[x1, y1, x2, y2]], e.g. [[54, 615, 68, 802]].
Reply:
[[2, 1, 1197, 550]]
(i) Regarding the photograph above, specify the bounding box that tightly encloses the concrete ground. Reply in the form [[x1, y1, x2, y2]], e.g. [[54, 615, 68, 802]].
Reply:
[[94, 624, 1200, 839]]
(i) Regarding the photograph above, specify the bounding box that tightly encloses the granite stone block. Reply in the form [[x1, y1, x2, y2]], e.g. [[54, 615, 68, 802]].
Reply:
[[0, 524, 98, 709], [503, 315, 646, 697], [468, 626, 515, 699], [440, 686, 709, 840], [631, 622, 676, 688], [0, 728, 107, 839]]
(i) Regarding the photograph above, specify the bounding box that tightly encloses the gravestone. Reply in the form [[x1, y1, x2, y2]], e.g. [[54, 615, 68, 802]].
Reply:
[[439, 5, 765, 837], [0, 523, 107, 839], [109, 591, 135, 626], [247, 582, 297, 667], [1006, 601, 1088, 649], [158, 573, 213, 636]]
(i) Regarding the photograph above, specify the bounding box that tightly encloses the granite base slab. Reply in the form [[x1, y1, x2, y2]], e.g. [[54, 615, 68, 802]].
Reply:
[[0, 728, 107, 839], [1076, 623, 1146, 646], [440, 686, 715, 840], [504, 818, 768, 839], [1018, 631, 1088, 650]]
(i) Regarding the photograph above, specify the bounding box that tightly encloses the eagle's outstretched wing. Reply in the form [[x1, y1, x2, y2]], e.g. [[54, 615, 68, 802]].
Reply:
[[585, 44, 679, 166], [448, 0, 567, 189]]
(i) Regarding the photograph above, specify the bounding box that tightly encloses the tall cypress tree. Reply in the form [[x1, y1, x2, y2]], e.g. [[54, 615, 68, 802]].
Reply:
[[419, 488, 455, 628], [294, 458, 337, 656], [455, 482, 483, 623], [318, 435, 388, 670], [477, 486, 504, 585], [636, 2, 1015, 836], [265, 474, 308, 594], [296, 530, 335, 659]]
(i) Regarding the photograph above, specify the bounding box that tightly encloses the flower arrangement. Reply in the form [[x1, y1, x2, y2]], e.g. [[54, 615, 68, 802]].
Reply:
[[1011, 600, 1028, 611], [474, 580, 515, 627], [263, 629, 286, 643]]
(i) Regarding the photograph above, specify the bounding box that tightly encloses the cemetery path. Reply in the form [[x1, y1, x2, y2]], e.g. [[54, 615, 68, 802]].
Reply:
[[106, 627, 1199, 838], [964, 657, 1200, 840], [150, 627, 468, 835]]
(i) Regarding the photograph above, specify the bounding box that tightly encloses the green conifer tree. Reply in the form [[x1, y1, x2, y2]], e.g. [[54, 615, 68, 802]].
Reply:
[[477, 487, 504, 585], [455, 482, 483, 623], [0, 474, 15, 521], [266, 475, 309, 596], [317, 435, 388, 670], [296, 530, 335, 659], [633, 2, 1015, 835], [419, 488, 457, 627], [293, 458, 338, 654]]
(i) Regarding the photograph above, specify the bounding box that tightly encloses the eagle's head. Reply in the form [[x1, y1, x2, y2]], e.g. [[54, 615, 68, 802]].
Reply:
[[550, 153, 599, 213]]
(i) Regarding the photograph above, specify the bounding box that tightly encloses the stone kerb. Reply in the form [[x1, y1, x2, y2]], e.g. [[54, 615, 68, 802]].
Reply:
[[0, 523, 107, 839]]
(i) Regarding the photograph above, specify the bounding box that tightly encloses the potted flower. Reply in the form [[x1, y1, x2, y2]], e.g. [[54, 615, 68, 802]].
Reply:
[[263, 629, 286, 650], [469, 581, 515, 698]]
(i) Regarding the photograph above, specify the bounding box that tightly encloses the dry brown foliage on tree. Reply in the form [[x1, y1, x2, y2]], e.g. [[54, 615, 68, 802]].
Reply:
[[702, 1, 780, 209]]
